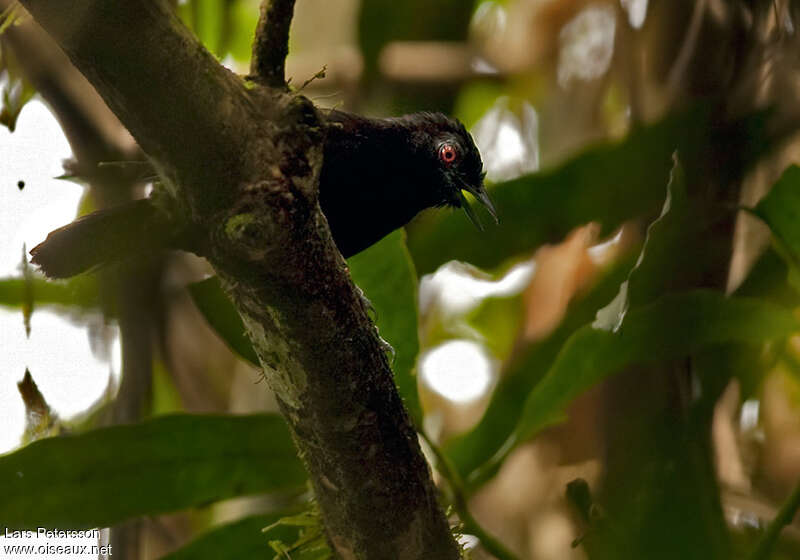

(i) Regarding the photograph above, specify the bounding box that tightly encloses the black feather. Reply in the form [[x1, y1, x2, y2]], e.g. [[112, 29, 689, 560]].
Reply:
[[30, 199, 174, 278], [30, 110, 492, 278]]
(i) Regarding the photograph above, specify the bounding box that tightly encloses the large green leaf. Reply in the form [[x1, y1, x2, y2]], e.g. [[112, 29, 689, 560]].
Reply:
[[754, 165, 800, 273], [189, 276, 260, 366], [0, 414, 306, 529], [346, 230, 421, 422], [161, 511, 303, 560], [189, 231, 422, 421], [178, 0, 227, 58], [467, 291, 800, 486], [593, 155, 689, 331]]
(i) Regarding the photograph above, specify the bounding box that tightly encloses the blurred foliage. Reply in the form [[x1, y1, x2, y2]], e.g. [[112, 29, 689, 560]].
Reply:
[[0, 3, 35, 132], [445, 253, 638, 482], [467, 291, 800, 488], [358, 0, 475, 113], [466, 292, 523, 362], [161, 508, 324, 560], [358, 0, 473, 78], [7, 0, 800, 558], [0, 414, 306, 530], [0, 274, 98, 311], [753, 165, 800, 290], [177, 0, 259, 63]]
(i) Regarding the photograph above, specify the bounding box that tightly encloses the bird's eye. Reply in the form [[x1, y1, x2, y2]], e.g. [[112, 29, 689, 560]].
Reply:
[[438, 143, 458, 165]]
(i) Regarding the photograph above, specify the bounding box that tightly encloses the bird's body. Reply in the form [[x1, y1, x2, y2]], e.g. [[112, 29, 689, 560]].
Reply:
[[321, 110, 490, 257], [31, 110, 495, 278]]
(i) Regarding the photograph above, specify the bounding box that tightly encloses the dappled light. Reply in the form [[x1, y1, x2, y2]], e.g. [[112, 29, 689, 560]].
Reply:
[[557, 4, 617, 88], [4, 0, 800, 558]]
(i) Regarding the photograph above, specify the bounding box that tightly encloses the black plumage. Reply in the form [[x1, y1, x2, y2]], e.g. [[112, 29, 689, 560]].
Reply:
[[30, 110, 496, 278]]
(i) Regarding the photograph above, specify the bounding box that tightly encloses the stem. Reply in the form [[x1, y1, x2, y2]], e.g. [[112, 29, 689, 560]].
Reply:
[[425, 436, 520, 560], [749, 480, 800, 560]]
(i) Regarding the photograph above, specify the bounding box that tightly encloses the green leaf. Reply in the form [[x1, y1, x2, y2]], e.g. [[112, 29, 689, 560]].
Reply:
[[194, 0, 226, 56], [189, 276, 260, 366], [178, 0, 228, 58], [227, 0, 260, 63], [465, 293, 523, 362], [593, 154, 689, 331], [0, 414, 306, 530], [754, 165, 800, 275], [161, 511, 305, 560], [347, 230, 421, 422], [469, 291, 800, 487], [0, 275, 98, 311]]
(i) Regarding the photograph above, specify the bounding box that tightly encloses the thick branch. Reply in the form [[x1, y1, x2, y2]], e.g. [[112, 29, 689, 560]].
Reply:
[[17, 1, 460, 557], [250, 0, 296, 88], [18, 0, 252, 219]]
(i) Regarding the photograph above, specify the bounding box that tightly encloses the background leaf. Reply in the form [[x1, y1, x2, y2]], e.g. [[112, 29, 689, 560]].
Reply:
[[347, 230, 421, 422], [189, 276, 260, 366], [444, 255, 636, 482], [469, 291, 800, 486], [754, 165, 800, 271], [161, 511, 303, 560], [0, 414, 306, 529], [0, 275, 98, 311]]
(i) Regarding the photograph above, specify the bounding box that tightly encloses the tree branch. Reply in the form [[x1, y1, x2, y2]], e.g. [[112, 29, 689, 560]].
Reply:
[[250, 0, 296, 88], [16, 1, 460, 557]]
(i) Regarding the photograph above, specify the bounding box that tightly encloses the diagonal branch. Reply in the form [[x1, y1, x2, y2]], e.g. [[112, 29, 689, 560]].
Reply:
[[16, 1, 460, 558], [250, 0, 296, 88]]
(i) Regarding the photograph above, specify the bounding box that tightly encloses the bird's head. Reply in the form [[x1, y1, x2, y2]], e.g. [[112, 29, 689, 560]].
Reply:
[[401, 112, 498, 229]]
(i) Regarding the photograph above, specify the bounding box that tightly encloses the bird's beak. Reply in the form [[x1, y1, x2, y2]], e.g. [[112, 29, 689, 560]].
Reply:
[[459, 190, 484, 231], [460, 182, 498, 230]]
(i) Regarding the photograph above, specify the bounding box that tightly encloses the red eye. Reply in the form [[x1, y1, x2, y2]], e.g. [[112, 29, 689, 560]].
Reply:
[[439, 144, 457, 165]]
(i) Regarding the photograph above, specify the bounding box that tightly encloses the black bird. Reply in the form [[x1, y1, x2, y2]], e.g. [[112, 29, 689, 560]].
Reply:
[[30, 110, 497, 278]]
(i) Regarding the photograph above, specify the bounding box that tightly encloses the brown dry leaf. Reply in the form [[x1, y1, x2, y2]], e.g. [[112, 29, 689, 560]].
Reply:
[[521, 224, 600, 342]]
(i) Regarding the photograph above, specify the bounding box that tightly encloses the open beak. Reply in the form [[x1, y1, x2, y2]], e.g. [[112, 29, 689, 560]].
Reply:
[[459, 183, 498, 231]]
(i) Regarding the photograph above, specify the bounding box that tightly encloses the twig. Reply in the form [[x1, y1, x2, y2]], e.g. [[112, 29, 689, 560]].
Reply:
[[250, 0, 296, 88], [749, 480, 800, 560], [424, 435, 520, 560]]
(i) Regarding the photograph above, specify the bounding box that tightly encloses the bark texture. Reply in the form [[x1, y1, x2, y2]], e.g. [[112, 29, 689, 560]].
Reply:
[[251, 0, 296, 88], [16, 1, 460, 558]]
